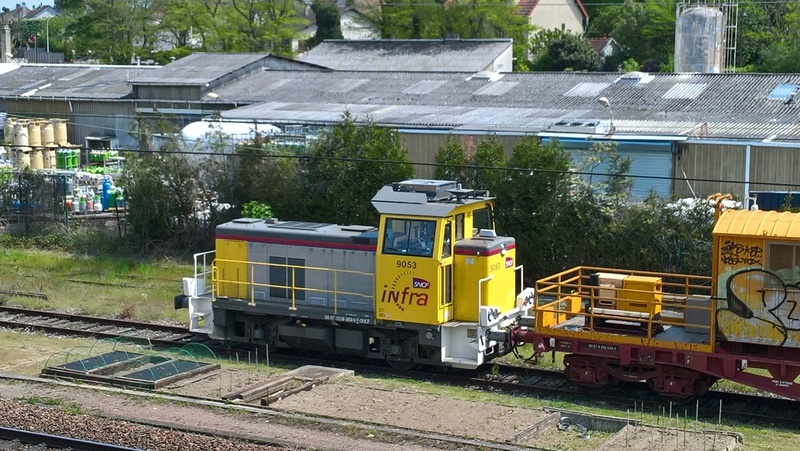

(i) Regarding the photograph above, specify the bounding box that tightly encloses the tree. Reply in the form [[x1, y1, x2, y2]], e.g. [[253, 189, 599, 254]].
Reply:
[[467, 136, 505, 192], [590, 0, 675, 70], [64, 0, 158, 63], [299, 113, 414, 225], [491, 137, 572, 280], [530, 30, 600, 72], [373, 0, 531, 70], [433, 136, 468, 183], [309, 0, 343, 48]]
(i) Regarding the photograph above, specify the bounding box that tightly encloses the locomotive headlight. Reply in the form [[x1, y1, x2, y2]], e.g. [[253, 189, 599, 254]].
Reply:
[[500, 244, 506, 256], [425, 330, 434, 340]]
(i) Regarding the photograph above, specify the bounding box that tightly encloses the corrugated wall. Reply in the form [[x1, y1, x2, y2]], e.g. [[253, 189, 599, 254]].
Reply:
[[675, 142, 746, 199], [750, 145, 800, 193], [677, 142, 800, 201], [400, 132, 527, 178], [70, 101, 137, 148]]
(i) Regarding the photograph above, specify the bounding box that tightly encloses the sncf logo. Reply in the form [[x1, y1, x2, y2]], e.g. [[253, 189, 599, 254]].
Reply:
[[505, 257, 514, 268], [413, 278, 431, 289]]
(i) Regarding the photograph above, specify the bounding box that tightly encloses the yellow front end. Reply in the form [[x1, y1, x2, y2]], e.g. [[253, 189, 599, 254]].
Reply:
[[453, 236, 517, 322]]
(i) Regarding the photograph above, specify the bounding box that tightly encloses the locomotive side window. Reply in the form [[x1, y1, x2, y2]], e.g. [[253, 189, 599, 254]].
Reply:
[[442, 222, 452, 258], [383, 218, 436, 257], [269, 257, 306, 300], [473, 206, 493, 234]]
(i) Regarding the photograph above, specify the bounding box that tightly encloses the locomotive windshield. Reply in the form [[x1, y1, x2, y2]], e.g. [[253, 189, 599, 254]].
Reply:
[[383, 218, 436, 257], [473, 206, 494, 235]]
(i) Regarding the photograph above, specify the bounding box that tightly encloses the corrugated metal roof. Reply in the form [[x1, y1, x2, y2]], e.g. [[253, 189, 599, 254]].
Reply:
[[662, 83, 706, 99], [564, 82, 610, 97], [4, 60, 800, 141], [212, 71, 800, 140], [129, 53, 271, 85], [0, 64, 156, 99], [714, 209, 800, 239], [296, 39, 512, 72]]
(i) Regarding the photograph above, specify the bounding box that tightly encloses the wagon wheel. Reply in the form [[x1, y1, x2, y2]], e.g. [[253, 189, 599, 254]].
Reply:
[[646, 366, 715, 404]]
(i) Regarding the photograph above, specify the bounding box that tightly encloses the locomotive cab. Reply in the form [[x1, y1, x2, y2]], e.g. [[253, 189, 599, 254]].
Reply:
[[372, 180, 531, 368]]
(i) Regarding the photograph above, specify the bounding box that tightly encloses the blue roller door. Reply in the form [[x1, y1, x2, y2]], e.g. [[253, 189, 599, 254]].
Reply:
[[541, 138, 673, 199]]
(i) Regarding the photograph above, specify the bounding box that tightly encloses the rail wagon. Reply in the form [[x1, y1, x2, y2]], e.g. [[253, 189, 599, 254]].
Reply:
[[515, 207, 800, 402]]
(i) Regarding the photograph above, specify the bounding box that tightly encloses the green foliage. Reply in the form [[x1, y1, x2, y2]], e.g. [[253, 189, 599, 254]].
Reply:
[[530, 30, 600, 72], [309, 0, 343, 48], [491, 137, 573, 280], [620, 58, 640, 72], [467, 137, 506, 191], [122, 117, 214, 251], [226, 144, 302, 220], [299, 113, 414, 225], [434, 136, 468, 183], [147, 47, 193, 66], [64, 0, 154, 63], [241, 201, 273, 219], [590, 0, 675, 70], [375, 0, 531, 42]]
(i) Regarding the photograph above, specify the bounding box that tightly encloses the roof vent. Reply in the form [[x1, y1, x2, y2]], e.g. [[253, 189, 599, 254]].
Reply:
[[467, 71, 504, 82], [546, 120, 603, 134], [616, 71, 654, 84]]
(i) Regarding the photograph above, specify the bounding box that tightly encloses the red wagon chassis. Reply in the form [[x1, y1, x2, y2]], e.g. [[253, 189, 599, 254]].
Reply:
[[513, 266, 800, 401]]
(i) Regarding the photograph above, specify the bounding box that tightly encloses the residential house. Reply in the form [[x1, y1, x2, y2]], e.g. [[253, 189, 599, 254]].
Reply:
[[588, 36, 622, 71], [516, 0, 588, 35]]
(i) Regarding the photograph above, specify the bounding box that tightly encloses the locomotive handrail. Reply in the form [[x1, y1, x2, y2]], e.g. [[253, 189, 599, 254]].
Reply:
[[212, 258, 375, 308]]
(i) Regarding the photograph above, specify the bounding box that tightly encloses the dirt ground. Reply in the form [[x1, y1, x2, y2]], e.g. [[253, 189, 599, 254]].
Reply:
[[158, 367, 740, 451], [0, 334, 741, 451]]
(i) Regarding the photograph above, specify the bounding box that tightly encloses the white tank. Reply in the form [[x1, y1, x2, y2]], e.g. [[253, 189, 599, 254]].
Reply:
[[41, 121, 55, 145], [42, 147, 53, 169], [53, 119, 68, 146], [15, 147, 30, 168], [30, 148, 43, 170], [28, 121, 42, 147], [13, 121, 29, 147], [674, 6, 725, 73]]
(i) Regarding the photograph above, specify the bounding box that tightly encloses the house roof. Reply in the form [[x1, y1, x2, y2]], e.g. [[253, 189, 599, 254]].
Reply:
[[517, 0, 588, 20], [296, 39, 513, 72], [587, 36, 616, 54]]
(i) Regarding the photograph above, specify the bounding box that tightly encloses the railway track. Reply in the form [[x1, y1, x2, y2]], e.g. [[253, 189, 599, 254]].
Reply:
[[0, 305, 199, 346], [0, 305, 796, 431], [0, 426, 138, 450]]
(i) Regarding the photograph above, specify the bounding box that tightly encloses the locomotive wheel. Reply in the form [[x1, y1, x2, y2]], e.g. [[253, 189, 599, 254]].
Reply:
[[646, 366, 715, 404], [386, 358, 417, 371]]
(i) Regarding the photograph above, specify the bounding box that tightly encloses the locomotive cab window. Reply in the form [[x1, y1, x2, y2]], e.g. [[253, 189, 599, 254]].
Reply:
[[473, 206, 493, 235], [383, 218, 436, 257]]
